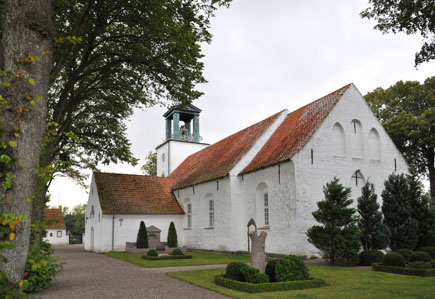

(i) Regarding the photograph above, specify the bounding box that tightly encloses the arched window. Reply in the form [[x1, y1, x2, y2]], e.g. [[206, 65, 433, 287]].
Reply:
[[256, 183, 269, 226], [90, 205, 95, 218], [331, 122, 345, 157], [184, 198, 192, 228], [209, 199, 214, 227], [368, 128, 381, 160], [351, 119, 364, 158]]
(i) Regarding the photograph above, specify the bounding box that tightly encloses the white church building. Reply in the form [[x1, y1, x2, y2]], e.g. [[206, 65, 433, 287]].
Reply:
[[84, 84, 408, 255]]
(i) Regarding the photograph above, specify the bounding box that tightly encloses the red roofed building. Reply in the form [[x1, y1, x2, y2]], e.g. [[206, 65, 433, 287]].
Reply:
[[85, 84, 408, 255], [44, 208, 69, 245]]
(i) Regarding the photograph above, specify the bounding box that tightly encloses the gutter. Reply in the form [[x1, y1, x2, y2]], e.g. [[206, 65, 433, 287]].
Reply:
[[111, 215, 115, 251], [168, 141, 171, 176]]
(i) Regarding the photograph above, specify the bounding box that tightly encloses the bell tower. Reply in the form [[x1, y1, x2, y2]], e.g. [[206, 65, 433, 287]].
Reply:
[[156, 104, 209, 177]]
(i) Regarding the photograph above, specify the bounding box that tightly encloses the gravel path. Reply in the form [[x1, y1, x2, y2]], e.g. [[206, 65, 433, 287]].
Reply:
[[39, 245, 227, 299]]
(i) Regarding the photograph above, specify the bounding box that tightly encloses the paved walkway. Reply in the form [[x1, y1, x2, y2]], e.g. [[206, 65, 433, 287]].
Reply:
[[39, 245, 227, 299]]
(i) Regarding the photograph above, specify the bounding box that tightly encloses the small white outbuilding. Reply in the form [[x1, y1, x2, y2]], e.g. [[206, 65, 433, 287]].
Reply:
[[85, 83, 408, 256], [44, 208, 69, 246]]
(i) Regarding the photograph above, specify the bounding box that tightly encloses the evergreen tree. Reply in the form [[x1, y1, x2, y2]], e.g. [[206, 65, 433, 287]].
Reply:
[[136, 221, 148, 249], [357, 182, 390, 251], [382, 173, 419, 250], [306, 178, 361, 265], [167, 221, 178, 248]]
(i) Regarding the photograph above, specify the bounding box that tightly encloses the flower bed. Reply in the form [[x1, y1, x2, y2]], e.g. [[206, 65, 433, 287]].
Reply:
[[372, 263, 435, 277], [214, 275, 327, 293], [141, 255, 193, 260]]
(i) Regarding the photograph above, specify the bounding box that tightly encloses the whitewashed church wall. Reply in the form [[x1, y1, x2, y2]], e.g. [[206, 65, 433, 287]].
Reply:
[[291, 84, 409, 257], [44, 229, 69, 245], [175, 177, 232, 251], [95, 214, 184, 252], [84, 177, 103, 251], [156, 142, 169, 177], [232, 160, 297, 255]]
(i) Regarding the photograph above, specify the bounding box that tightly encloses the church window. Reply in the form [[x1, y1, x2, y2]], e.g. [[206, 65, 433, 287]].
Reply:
[[209, 200, 214, 227], [394, 158, 397, 171], [57, 231, 62, 238], [368, 128, 381, 160], [264, 193, 269, 226], [98, 212, 100, 222], [351, 119, 363, 158], [50, 232, 53, 237], [187, 203, 192, 228], [331, 122, 345, 157], [162, 153, 165, 162], [90, 205, 95, 218]]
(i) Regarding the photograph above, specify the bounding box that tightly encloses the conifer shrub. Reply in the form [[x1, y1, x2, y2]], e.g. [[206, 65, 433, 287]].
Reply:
[[407, 262, 432, 269], [147, 249, 158, 256], [359, 250, 384, 266], [167, 221, 178, 247], [225, 262, 246, 282], [431, 260, 435, 268], [306, 178, 361, 265], [265, 260, 278, 282], [136, 221, 148, 248], [171, 248, 183, 256], [409, 251, 432, 262], [275, 255, 309, 282], [383, 252, 405, 267], [240, 265, 269, 284], [395, 249, 413, 262], [420, 246, 435, 259]]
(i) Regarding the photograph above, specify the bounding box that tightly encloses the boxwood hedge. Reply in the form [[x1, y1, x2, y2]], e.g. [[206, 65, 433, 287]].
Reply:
[[141, 255, 192, 260], [214, 275, 327, 293], [372, 263, 435, 277]]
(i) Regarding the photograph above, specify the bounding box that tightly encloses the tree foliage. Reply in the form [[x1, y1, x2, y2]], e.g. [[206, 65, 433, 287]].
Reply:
[[136, 221, 148, 249], [306, 178, 361, 265], [141, 152, 157, 176], [361, 0, 435, 65], [167, 221, 178, 247], [357, 182, 390, 251], [365, 77, 435, 205], [63, 204, 86, 243]]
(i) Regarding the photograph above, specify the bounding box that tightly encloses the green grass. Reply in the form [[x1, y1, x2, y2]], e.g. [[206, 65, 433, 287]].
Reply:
[[102, 251, 250, 268], [168, 265, 435, 298]]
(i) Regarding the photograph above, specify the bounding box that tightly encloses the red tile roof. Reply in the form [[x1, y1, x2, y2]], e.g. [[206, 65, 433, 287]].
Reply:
[[44, 208, 66, 230], [94, 172, 183, 214], [170, 111, 285, 189], [240, 84, 352, 175]]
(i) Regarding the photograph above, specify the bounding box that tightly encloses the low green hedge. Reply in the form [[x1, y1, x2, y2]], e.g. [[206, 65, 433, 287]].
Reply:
[[141, 255, 193, 260], [214, 275, 327, 293], [373, 263, 435, 277]]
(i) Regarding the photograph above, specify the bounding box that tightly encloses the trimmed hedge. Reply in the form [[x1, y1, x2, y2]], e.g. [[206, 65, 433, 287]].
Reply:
[[383, 252, 405, 267], [409, 251, 432, 262], [225, 262, 246, 282], [171, 248, 183, 256], [147, 249, 158, 256], [265, 260, 278, 282], [240, 265, 269, 284], [359, 250, 384, 266], [395, 249, 413, 262], [373, 263, 435, 277], [141, 254, 192, 260], [419, 247, 435, 259], [214, 275, 327, 293], [407, 262, 432, 269], [275, 255, 310, 282]]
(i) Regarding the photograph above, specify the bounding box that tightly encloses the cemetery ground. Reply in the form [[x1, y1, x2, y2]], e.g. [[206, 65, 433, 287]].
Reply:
[[105, 250, 435, 298]]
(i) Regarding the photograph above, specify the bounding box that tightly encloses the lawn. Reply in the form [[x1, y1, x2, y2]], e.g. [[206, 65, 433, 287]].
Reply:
[[102, 251, 250, 268], [168, 265, 435, 298]]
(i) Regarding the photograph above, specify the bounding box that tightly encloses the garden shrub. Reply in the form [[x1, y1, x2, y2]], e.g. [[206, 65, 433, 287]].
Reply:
[[171, 248, 183, 256], [383, 252, 405, 267], [275, 255, 309, 282], [431, 260, 435, 268], [225, 262, 246, 282], [409, 251, 431, 262], [407, 262, 432, 269], [23, 241, 63, 293], [136, 221, 148, 248], [265, 260, 278, 282], [142, 255, 192, 260], [240, 265, 269, 284], [419, 246, 435, 259], [167, 221, 178, 247], [395, 249, 413, 262], [147, 249, 158, 256], [373, 263, 435, 277], [359, 250, 384, 266]]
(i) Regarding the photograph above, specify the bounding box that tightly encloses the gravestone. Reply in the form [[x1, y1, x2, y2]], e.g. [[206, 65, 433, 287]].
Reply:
[[247, 218, 267, 274]]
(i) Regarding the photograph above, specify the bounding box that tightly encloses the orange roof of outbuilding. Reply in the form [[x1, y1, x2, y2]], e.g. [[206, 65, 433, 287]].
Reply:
[[94, 172, 183, 214], [170, 111, 285, 189], [44, 208, 66, 230], [240, 84, 351, 174]]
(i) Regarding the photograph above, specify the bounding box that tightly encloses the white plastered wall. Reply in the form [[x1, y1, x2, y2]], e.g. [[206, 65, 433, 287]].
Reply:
[[44, 229, 69, 245], [291, 84, 409, 257]]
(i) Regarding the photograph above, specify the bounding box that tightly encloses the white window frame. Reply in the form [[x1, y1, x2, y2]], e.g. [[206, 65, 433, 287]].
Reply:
[[57, 231, 62, 238], [209, 199, 214, 227]]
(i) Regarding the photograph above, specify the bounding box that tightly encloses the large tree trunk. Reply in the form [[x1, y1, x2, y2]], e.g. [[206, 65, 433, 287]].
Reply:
[[0, 0, 53, 285], [428, 148, 435, 206]]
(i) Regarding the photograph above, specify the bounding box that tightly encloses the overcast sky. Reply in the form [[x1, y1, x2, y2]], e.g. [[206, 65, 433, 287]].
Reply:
[[49, 0, 434, 209]]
